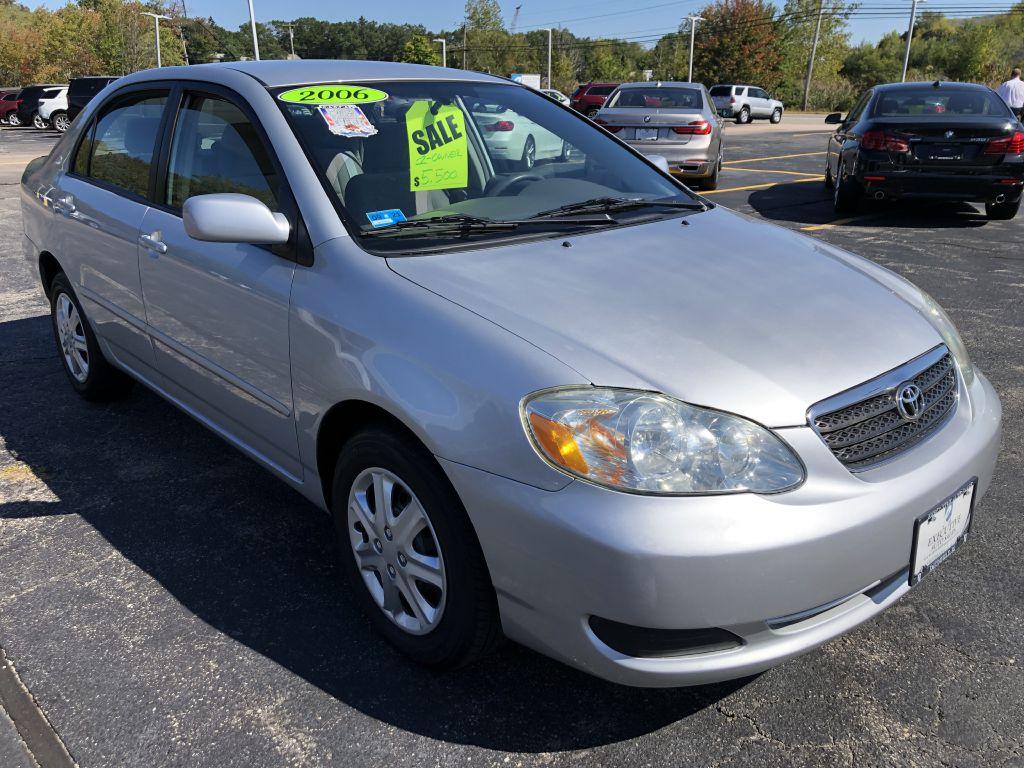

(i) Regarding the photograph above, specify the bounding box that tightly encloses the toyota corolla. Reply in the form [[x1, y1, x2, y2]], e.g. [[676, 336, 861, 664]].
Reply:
[[21, 61, 1000, 687]]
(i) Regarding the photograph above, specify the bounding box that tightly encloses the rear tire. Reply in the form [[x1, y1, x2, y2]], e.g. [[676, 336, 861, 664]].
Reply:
[[699, 156, 721, 191], [8, 112, 22, 127], [770, 108, 782, 124], [332, 425, 502, 669], [736, 107, 750, 125], [49, 273, 134, 401], [986, 196, 1021, 220], [824, 165, 834, 190], [520, 135, 536, 170], [833, 161, 862, 214], [32, 112, 47, 130], [51, 111, 70, 133], [585, 107, 600, 119]]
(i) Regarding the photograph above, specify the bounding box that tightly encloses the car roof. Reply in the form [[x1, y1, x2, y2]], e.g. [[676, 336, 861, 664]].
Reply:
[[617, 81, 705, 89], [119, 60, 508, 88], [874, 81, 993, 92]]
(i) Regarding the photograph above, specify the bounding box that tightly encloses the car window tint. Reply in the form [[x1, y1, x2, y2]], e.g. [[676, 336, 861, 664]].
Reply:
[[87, 94, 167, 198], [590, 86, 615, 96], [871, 88, 1010, 117], [846, 91, 872, 123], [708, 86, 730, 97], [166, 95, 279, 209], [71, 122, 94, 174], [607, 88, 703, 109]]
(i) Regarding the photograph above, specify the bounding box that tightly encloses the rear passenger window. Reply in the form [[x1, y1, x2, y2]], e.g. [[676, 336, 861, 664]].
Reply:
[[86, 94, 167, 198], [165, 95, 278, 209]]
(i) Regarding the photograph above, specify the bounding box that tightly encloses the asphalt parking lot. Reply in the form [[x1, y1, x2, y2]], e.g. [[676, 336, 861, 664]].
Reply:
[[1, 118, 1022, 767]]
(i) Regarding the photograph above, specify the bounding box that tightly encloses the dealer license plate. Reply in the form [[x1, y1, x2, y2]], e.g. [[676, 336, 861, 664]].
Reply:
[[636, 128, 659, 141], [910, 480, 975, 586]]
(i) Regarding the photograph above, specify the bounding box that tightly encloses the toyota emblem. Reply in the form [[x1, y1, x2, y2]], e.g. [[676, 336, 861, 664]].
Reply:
[[895, 383, 925, 421]]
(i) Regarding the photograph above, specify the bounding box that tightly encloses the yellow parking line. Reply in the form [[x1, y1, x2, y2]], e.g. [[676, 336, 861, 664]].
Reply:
[[723, 151, 826, 163], [723, 167, 822, 177], [703, 177, 824, 194], [800, 217, 856, 231]]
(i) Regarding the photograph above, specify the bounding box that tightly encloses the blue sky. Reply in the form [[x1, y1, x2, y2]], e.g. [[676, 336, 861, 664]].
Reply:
[[22, 0, 1002, 45]]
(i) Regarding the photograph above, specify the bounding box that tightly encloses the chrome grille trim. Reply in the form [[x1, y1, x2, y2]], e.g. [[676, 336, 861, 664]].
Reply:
[[808, 346, 958, 471]]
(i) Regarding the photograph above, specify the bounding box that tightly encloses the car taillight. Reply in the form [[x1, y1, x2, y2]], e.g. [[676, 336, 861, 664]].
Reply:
[[984, 131, 1024, 155], [729, 96, 736, 104], [485, 120, 515, 132], [672, 120, 712, 135], [594, 118, 621, 133], [860, 130, 910, 152]]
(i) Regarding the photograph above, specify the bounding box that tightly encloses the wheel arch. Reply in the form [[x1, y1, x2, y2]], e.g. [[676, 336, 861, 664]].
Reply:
[[38, 251, 63, 298]]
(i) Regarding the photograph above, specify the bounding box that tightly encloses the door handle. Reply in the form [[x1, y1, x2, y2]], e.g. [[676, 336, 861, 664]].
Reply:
[[53, 196, 76, 216], [140, 232, 168, 254]]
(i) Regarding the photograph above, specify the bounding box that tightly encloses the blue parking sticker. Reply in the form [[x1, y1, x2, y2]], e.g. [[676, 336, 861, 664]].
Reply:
[[366, 209, 407, 228]]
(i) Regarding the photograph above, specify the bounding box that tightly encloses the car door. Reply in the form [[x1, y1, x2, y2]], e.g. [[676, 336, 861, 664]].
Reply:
[[138, 86, 302, 480], [52, 88, 170, 383], [750, 88, 770, 117]]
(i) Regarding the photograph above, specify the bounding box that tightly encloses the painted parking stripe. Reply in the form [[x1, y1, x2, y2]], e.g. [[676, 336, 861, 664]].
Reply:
[[722, 167, 822, 177], [703, 177, 824, 194], [722, 151, 826, 163], [800, 218, 856, 231]]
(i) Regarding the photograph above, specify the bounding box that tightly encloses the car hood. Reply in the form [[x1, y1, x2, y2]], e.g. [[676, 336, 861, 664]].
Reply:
[[387, 207, 942, 427]]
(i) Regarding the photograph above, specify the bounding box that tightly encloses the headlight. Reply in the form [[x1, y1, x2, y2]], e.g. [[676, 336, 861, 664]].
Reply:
[[521, 388, 804, 494], [917, 289, 974, 387]]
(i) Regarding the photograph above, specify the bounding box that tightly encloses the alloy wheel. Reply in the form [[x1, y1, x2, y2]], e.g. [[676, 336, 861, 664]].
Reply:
[[347, 467, 447, 636], [55, 293, 89, 383], [523, 137, 536, 169], [8, 113, 21, 127], [32, 114, 47, 130], [53, 113, 70, 133]]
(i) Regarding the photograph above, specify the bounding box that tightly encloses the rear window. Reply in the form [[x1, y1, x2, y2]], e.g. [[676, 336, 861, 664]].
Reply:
[[41, 89, 62, 99], [709, 86, 731, 97], [872, 89, 1011, 117], [588, 86, 616, 96], [606, 87, 703, 110]]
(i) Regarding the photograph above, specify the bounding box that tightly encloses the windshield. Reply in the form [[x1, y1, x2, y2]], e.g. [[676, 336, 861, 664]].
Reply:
[[606, 87, 704, 110], [871, 88, 1011, 118], [275, 80, 697, 253]]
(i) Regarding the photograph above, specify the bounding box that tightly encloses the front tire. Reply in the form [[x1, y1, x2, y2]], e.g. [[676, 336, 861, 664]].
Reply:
[[770, 108, 782, 124], [32, 112, 47, 130], [986, 196, 1021, 220], [520, 135, 536, 170], [8, 112, 22, 127], [51, 111, 70, 133], [736, 107, 750, 124], [332, 426, 501, 669], [585, 107, 600, 119], [49, 273, 133, 400]]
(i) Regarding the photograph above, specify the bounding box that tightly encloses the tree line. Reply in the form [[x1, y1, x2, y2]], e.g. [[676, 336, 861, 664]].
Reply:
[[2, 0, 1024, 110]]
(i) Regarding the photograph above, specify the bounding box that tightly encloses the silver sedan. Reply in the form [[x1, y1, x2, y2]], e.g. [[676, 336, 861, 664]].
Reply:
[[594, 81, 724, 189], [21, 60, 1000, 687]]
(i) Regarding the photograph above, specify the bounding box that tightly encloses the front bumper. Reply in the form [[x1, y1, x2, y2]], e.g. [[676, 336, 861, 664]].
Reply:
[[442, 372, 1001, 687]]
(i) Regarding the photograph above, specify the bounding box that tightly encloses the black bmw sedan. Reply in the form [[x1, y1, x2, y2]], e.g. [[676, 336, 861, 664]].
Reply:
[[824, 81, 1024, 219]]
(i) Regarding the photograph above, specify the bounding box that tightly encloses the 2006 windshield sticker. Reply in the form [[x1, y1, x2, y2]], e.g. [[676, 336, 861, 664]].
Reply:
[[277, 85, 389, 105], [405, 101, 468, 192]]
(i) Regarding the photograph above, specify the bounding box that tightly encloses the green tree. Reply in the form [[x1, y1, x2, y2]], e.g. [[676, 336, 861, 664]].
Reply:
[[402, 34, 440, 65], [777, 0, 854, 109]]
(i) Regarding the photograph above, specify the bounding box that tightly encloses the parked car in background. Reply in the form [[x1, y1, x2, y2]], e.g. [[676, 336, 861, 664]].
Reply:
[[595, 81, 724, 189], [67, 76, 119, 122], [470, 98, 567, 168], [710, 84, 784, 124], [824, 81, 1023, 219], [15, 84, 66, 129], [570, 82, 618, 117], [541, 88, 570, 106], [38, 85, 70, 132], [0, 89, 22, 125]]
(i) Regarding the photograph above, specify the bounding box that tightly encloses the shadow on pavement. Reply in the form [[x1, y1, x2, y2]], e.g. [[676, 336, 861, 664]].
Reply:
[[746, 180, 992, 229], [0, 313, 748, 753]]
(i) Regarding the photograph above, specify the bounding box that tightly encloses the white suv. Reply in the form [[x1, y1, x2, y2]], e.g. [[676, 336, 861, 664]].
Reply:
[[710, 84, 783, 124], [37, 86, 69, 131]]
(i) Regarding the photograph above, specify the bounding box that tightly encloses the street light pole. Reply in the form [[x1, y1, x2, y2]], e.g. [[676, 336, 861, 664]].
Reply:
[[287, 23, 296, 58], [545, 28, 552, 90], [140, 12, 171, 68], [433, 38, 447, 67], [246, 0, 261, 60], [685, 15, 703, 83], [901, 0, 924, 82]]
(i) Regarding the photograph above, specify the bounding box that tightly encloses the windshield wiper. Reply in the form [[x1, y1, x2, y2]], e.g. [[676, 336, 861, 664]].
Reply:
[[361, 213, 615, 239], [531, 196, 708, 219]]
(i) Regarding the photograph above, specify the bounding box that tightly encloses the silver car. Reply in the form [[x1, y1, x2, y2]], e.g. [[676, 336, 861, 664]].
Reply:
[[594, 81, 724, 190], [21, 61, 1000, 688], [710, 84, 784, 124]]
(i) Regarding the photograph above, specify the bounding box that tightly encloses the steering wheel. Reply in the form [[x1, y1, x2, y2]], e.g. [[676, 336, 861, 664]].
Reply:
[[486, 172, 544, 197]]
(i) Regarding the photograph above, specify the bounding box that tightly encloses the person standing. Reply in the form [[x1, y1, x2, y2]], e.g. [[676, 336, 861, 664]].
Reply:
[[997, 68, 1024, 118]]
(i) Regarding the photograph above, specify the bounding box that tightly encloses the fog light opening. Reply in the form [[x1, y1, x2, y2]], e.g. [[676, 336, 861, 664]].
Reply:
[[588, 616, 743, 658]]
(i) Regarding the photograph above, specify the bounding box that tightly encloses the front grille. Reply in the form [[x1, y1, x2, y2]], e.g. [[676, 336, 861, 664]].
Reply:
[[810, 348, 957, 470]]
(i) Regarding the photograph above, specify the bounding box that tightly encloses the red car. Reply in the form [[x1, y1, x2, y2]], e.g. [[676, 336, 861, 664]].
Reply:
[[0, 90, 22, 125], [570, 82, 619, 118]]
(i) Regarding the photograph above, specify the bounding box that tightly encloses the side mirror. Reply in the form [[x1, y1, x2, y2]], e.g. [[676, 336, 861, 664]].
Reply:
[[646, 154, 671, 174], [183, 193, 290, 245], [824, 112, 843, 125]]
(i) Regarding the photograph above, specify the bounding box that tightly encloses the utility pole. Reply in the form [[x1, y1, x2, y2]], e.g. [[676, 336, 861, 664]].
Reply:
[[462, 23, 467, 69], [803, 0, 823, 111], [901, 0, 924, 82], [433, 38, 447, 67], [685, 15, 703, 83], [287, 23, 296, 57], [140, 12, 171, 67], [545, 28, 552, 89], [246, 0, 260, 60]]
